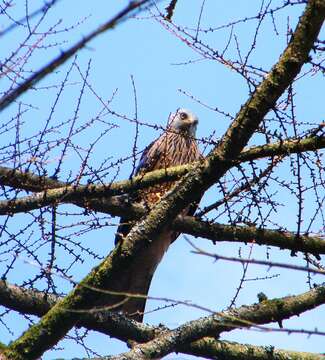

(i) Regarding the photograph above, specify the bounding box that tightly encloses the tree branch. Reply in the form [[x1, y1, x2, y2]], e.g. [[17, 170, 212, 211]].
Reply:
[[1, 134, 324, 215], [49, 340, 325, 360], [1, 279, 324, 359], [1, 170, 324, 258], [238, 133, 325, 162], [0, 166, 67, 192], [192, 247, 325, 276], [2, 168, 324, 257], [0, 280, 159, 344], [4, 1, 324, 358], [0, 164, 197, 215], [107, 284, 325, 359], [0, 0, 155, 112], [180, 338, 325, 360], [175, 216, 325, 256]]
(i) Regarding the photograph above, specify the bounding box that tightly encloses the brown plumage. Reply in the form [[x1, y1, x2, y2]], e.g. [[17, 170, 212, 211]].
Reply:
[[113, 108, 202, 321]]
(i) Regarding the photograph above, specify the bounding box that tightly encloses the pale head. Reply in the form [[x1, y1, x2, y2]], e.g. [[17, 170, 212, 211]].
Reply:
[[168, 108, 198, 137]]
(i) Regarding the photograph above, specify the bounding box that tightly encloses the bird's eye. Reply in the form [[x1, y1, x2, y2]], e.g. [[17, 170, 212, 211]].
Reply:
[[180, 112, 188, 120]]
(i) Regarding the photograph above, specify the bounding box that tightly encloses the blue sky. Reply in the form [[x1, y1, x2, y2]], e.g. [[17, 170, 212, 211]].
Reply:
[[0, 1, 324, 359]]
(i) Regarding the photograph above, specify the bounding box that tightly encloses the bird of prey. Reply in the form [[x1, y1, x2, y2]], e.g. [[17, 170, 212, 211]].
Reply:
[[114, 108, 202, 322]]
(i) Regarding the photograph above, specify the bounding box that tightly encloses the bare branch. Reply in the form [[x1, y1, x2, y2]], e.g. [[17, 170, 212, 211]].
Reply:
[[0, 0, 61, 37], [0, 0, 155, 112], [190, 241, 325, 276]]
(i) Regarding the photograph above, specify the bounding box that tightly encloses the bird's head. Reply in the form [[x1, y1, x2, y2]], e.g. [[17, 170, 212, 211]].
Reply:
[[168, 108, 198, 137]]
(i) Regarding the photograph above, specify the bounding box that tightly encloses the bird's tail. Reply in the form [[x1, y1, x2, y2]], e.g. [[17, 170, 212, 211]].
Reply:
[[117, 230, 175, 322]]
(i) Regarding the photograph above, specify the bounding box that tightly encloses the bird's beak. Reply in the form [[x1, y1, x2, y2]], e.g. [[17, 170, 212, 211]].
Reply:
[[181, 118, 197, 129]]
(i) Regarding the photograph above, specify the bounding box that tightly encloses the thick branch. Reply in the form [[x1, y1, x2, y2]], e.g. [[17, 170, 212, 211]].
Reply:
[[48, 340, 325, 360], [0, 164, 196, 215], [175, 216, 325, 256], [0, 134, 323, 196], [0, 166, 66, 192], [181, 338, 325, 360], [0, 280, 159, 344], [1, 280, 325, 359], [1, 134, 324, 215], [238, 134, 325, 162], [4, 2, 324, 359], [9, 180, 325, 258], [4, 171, 324, 257], [0, 134, 320, 196], [108, 284, 325, 359]]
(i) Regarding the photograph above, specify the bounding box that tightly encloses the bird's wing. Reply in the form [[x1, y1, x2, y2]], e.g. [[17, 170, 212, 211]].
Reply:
[[134, 139, 160, 175], [114, 138, 162, 245]]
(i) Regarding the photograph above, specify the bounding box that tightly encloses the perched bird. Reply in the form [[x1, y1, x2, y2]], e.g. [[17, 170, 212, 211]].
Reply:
[[114, 108, 202, 321]]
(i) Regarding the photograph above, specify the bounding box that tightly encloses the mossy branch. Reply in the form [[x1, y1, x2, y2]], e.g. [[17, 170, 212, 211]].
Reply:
[[1, 133, 324, 215], [1, 279, 324, 360], [47, 341, 325, 360], [0, 164, 197, 215], [0, 280, 159, 344], [175, 216, 325, 256], [106, 285, 325, 359], [181, 339, 325, 360]]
